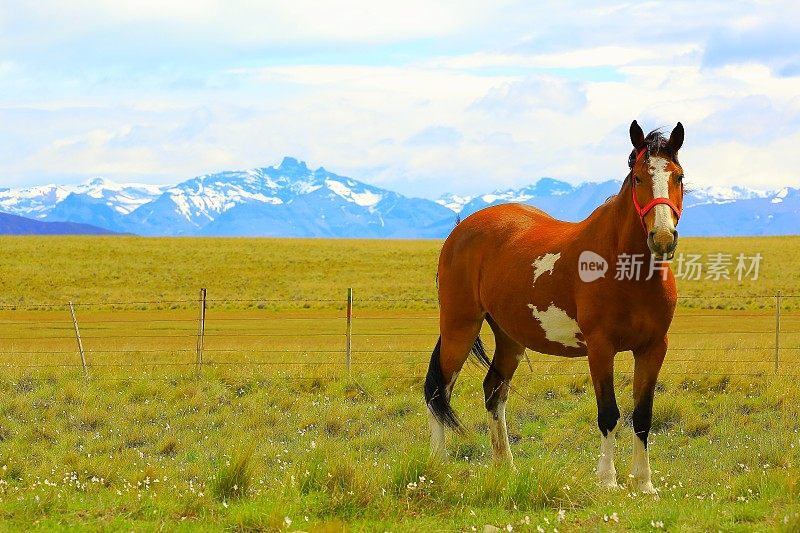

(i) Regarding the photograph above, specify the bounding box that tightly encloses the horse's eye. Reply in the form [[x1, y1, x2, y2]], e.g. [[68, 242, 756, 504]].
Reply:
[[634, 175, 642, 184], [676, 174, 684, 183]]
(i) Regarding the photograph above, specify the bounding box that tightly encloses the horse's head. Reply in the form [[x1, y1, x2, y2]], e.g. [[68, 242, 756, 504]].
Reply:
[[628, 120, 684, 259]]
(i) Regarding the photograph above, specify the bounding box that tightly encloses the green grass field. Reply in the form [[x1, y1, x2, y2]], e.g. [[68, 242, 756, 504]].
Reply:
[[0, 235, 799, 531]]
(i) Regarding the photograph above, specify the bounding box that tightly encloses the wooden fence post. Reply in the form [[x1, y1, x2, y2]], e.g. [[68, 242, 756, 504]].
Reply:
[[196, 288, 207, 376], [346, 288, 353, 377], [68, 302, 88, 379], [775, 290, 782, 373]]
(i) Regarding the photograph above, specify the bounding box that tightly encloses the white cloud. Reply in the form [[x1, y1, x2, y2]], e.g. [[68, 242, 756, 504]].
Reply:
[[0, 0, 799, 197], [472, 76, 587, 116], [1, 0, 493, 50], [430, 45, 701, 70], [405, 126, 462, 146]]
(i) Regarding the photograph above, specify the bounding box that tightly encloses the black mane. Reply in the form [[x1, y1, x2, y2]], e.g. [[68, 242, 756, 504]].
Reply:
[[628, 128, 679, 169]]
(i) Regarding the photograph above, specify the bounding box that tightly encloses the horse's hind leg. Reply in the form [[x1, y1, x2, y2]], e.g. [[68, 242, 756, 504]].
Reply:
[[483, 316, 524, 465], [425, 317, 483, 460]]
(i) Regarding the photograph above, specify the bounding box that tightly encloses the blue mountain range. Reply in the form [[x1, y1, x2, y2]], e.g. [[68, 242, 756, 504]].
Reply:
[[1, 157, 797, 237]]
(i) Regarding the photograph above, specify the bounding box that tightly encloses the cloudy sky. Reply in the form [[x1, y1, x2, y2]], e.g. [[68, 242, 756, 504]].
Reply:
[[1, 1, 799, 197]]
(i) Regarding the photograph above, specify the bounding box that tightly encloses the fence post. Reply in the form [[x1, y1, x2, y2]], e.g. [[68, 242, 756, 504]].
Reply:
[[346, 288, 353, 377], [68, 302, 88, 379], [775, 290, 782, 373], [196, 288, 207, 376]]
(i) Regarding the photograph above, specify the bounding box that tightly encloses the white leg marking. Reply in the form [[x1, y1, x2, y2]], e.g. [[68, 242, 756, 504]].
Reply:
[[532, 252, 561, 284], [527, 304, 585, 348], [649, 156, 677, 233], [631, 435, 658, 495], [428, 408, 446, 460], [488, 399, 514, 466], [428, 370, 459, 460], [597, 421, 620, 488]]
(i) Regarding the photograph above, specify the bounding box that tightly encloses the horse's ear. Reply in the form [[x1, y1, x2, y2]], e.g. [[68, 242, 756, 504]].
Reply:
[[667, 122, 684, 153], [630, 120, 645, 151]]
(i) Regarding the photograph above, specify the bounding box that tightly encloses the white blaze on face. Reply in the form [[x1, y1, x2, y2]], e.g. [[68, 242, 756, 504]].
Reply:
[[532, 252, 561, 284], [648, 156, 677, 233], [527, 303, 585, 348]]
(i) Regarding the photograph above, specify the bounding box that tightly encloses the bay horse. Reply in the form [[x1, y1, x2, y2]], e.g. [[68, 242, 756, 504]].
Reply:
[[424, 120, 685, 494]]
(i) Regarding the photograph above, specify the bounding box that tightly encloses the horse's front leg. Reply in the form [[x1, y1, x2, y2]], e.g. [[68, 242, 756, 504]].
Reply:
[[587, 336, 620, 489], [631, 336, 667, 495]]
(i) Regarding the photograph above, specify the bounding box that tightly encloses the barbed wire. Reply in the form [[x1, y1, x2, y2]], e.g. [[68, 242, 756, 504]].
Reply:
[[0, 294, 796, 378], [1, 293, 797, 309]]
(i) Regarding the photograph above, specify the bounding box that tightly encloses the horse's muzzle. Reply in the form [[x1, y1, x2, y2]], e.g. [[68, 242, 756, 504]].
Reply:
[[648, 229, 678, 260]]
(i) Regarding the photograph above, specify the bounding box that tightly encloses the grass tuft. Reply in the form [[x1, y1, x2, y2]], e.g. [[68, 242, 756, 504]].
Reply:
[[158, 436, 178, 456], [650, 397, 684, 433], [213, 447, 254, 502]]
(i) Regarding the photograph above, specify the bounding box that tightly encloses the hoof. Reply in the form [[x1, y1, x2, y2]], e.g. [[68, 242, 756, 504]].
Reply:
[[598, 469, 619, 489], [492, 455, 516, 471], [632, 478, 659, 497], [429, 446, 447, 462]]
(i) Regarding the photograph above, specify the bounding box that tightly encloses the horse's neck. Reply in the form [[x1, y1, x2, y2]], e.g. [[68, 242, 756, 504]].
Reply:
[[594, 180, 651, 258]]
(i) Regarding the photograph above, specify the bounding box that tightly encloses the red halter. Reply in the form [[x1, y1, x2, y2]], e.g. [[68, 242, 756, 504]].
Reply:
[[630, 148, 682, 233]]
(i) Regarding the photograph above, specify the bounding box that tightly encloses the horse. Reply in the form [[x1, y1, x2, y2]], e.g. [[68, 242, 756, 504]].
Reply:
[[424, 120, 685, 494]]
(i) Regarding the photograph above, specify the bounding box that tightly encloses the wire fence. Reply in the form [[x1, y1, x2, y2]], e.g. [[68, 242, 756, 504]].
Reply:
[[0, 289, 797, 381]]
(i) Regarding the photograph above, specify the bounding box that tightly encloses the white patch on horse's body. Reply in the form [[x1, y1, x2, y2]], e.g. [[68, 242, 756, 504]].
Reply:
[[527, 304, 585, 348], [597, 420, 620, 488], [631, 436, 657, 494], [532, 252, 561, 284], [649, 156, 677, 233], [488, 399, 513, 465]]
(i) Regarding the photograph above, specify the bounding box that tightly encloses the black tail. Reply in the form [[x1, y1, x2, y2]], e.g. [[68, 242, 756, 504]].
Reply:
[[470, 335, 490, 368], [424, 335, 490, 434], [425, 337, 462, 432]]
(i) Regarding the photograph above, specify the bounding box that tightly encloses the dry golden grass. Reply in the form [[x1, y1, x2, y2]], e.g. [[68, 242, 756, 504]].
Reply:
[[0, 235, 798, 310]]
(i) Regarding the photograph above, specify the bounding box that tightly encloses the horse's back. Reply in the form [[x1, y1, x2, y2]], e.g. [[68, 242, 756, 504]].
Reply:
[[442, 203, 564, 258], [463, 202, 555, 228]]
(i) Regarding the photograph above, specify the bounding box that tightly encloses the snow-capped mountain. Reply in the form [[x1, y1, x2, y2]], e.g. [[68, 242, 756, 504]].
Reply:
[[448, 179, 622, 222], [1, 159, 797, 237], [0, 157, 456, 237], [679, 186, 800, 236], [122, 157, 455, 237], [0, 184, 71, 219], [435, 193, 474, 213], [437, 178, 575, 214], [445, 179, 799, 236], [0, 178, 163, 220], [683, 185, 770, 208]]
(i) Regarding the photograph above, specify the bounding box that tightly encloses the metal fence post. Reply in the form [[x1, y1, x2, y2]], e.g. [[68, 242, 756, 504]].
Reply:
[[196, 288, 207, 376], [68, 302, 88, 379], [775, 290, 782, 373], [346, 288, 353, 377]]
